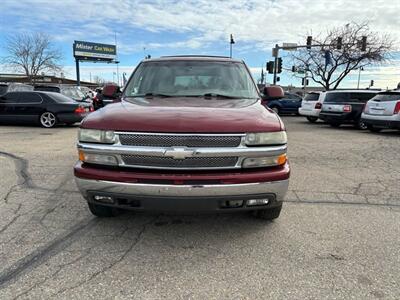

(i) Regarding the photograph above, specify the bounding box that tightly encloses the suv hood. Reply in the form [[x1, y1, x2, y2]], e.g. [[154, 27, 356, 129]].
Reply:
[[82, 97, 282, 133]]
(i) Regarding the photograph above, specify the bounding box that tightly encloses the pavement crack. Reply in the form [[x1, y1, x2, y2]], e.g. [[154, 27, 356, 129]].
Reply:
[[51, 216, 159, 296], [0, 218, 97, 288]]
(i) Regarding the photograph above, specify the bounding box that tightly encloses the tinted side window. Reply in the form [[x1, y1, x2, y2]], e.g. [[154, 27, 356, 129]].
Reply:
[[18, 93, 42, 103], [325, 92, 350, 103], [1, 92, 20, 103]]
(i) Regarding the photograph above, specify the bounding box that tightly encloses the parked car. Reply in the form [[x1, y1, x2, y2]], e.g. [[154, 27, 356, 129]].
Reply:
[[74, 55, 289, 220], [34, 85, 91, 103], [0, 91, 93, 128], [262, 92, 302, 114], [298, 92, 323, 123], [92, 83, 122, 110], [361, 91, 400, 132], [318, 89, 379, 129], [0, 83, 33, 95]]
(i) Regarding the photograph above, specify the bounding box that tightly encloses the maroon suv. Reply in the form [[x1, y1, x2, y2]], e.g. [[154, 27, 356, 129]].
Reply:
[[74, 56, 290, 220]]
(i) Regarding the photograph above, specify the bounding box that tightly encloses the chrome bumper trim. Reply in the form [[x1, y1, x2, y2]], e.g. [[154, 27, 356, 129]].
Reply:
[[75, 177, 289, 201]]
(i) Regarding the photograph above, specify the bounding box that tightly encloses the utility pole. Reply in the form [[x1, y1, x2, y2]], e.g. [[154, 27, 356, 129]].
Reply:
[[272, 44, 279, 84], [115, 32, 120, 86]]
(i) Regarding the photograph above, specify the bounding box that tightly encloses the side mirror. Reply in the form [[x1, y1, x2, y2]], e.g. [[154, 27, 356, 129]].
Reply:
[[263, 86, 284, 100]]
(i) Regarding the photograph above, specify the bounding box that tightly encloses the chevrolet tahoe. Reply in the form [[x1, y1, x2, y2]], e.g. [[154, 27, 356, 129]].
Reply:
[[74, 56, 290, 220]]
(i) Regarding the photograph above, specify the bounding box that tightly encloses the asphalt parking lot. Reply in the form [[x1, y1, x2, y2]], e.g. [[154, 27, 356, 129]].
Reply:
[[0, 117, 399, 299]]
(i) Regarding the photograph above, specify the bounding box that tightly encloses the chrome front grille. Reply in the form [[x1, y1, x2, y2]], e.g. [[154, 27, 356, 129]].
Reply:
[[121, 155, 238, 169], [118, 133, 242, 148]]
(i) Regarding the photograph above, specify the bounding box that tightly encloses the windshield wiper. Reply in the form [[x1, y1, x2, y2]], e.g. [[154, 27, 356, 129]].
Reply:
[[202, 93, 243, 99], [127, 93, 174, 98]]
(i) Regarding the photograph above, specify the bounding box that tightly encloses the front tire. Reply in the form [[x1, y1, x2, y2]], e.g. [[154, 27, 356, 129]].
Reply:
[[253, 204, 282, 220], [39, 112, 57, 128], [306, 116, 318, 123], [355, 119, 368, 130], [88, 202, 118, 217], [270, 106, 280, 114]]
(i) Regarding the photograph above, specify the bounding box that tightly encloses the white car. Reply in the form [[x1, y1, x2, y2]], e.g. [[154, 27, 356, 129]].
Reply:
[[361, 91, 400, 132], [298, 92, 323, 123]]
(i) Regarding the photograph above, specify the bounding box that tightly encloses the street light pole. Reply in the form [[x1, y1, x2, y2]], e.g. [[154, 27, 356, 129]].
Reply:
[[357, 67, 364, 89]]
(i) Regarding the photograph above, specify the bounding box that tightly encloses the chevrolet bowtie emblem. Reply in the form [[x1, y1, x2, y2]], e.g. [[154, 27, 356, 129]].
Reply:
[[164, 148, 195, 160]]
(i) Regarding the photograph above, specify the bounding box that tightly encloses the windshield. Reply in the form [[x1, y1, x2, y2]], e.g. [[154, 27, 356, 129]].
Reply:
[[304, 93, 320, 101], [124, 60, 259, 99], [48, 92, 76, 103], [62, 88, 85, 100], [371, 92, 400, 102]]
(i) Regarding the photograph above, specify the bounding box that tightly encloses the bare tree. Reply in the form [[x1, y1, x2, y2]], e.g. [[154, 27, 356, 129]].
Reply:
[[3, 32, 63, 83], [291, 22, 394, 90]]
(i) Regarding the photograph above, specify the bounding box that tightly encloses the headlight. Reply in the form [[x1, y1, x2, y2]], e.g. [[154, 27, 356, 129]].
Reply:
[[78, 129, 116, 144], [242, 154, 287, 168], [245, 131, 287, 146], [78, 150, 118, 166]]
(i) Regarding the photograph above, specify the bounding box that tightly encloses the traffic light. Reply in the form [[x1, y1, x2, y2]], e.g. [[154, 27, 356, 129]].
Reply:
[[306, 36, 312, 49], [337, 37, 343, 50], [276, 76, 280, 82], [361, 36, 367, 51], [291, 66, 296, 72], [302, 78, 309, 86], [266, 61, 274, 74], [370, 80, 374, 87], [277, 58, 282, 73]]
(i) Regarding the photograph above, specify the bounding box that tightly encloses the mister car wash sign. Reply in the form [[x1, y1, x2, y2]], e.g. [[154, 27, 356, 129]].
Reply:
[[73, 41, 116, 61]]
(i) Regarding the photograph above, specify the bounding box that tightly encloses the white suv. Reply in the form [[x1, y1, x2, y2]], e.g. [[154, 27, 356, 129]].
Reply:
[[298, 92, 323, 123], [361, 91, 400, 132]]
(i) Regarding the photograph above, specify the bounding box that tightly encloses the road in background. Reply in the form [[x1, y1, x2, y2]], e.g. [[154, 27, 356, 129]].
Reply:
[[0, 117, 399, 299]]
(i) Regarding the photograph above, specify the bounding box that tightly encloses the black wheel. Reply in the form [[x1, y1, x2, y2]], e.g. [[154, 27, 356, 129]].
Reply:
[[306, 116, 318, 123], [39, 112, 57, 128], [88, 202, 118, 217], [329, 122, 341, 128], [253, 204, 282, 220], [367, 125, 382, 133], [270, 106, 280, 114], [355, 119, 368, 130]]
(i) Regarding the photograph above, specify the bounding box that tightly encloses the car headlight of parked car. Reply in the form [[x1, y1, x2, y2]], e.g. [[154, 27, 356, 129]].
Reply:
[[78, 129, 116, 144], [245, 131, 287, 146]]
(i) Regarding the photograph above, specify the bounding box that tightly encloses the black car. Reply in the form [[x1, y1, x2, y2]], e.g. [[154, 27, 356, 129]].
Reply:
[[319, 90, 379, 129], [263, 92, 302, 114], [0, 91, 93, 128]]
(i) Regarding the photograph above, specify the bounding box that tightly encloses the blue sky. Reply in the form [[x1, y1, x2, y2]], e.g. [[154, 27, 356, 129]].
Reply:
[[1, 0, 399, 89]]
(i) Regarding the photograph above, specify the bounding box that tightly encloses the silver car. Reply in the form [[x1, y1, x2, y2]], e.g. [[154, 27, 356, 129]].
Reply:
[[361, 91, 400, 132]]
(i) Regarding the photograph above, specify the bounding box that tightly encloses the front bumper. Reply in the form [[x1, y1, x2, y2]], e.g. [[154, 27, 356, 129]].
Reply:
[[75, 177, 288, 212]]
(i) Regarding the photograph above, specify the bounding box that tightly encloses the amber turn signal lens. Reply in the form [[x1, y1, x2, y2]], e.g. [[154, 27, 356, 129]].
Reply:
[[78, 150, 85, 161], [277, 154, 287, 165]]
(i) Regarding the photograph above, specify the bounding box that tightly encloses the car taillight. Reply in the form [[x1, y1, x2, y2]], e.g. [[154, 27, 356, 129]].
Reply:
[[393, 101, 400, 114], [314, 102, 322, 109], [75, 106, 86, 114], [92, 96, 98, 103], [343, 105, 352, 112], [89, 106, 94, 112]]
